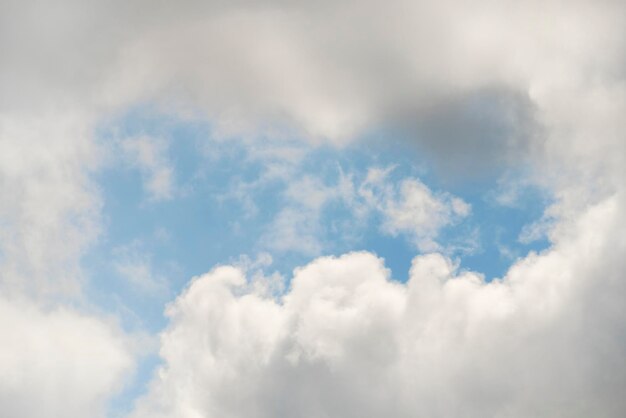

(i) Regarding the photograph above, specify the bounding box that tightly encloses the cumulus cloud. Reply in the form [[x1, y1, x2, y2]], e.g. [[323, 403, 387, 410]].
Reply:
[[130, 192, 626, 418]]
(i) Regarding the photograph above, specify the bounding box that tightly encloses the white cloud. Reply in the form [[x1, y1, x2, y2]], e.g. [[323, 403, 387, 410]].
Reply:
[[261, 168, 470, 255], [0, 110, 101, 298], [130, 192, 626, 418], [0, 108, 143, 417], [360, 171, 470, 251], [0, 296, 134, 418]]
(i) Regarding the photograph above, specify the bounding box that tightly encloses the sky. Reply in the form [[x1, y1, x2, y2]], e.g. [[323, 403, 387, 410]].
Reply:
[[0, 1, 625, 417]]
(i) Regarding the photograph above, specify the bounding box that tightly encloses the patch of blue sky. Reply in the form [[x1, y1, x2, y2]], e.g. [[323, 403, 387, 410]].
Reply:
[[86, 108, 551, 416], [108, 352, 161, 418], [321, 141, 551, 282], [88, 111, 276, 329], [89, 109, 552, 323], [448, 181, 551, 280], [86, 108, 287, 416]]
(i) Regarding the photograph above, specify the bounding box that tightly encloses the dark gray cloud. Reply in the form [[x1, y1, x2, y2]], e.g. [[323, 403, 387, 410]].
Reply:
[[395, 87, 541, 180]]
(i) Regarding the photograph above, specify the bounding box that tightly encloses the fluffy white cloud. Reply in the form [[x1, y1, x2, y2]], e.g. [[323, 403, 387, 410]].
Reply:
[[0, 296, 134, 418], [130, 191, 626, 418]]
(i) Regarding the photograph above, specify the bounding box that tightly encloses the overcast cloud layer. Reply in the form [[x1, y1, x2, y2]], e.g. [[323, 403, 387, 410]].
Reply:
[[0, 0, 625, 417]]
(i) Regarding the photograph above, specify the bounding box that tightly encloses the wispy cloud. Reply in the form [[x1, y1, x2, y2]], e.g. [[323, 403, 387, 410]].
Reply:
[[121, 136, 175, 201]]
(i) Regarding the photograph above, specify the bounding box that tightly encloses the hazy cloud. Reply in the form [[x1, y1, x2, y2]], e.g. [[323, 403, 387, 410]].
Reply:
[[121, 136, 175, 201]]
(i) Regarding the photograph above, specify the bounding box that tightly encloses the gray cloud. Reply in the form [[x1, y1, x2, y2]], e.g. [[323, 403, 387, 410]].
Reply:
[[393, 87, 541, 180]]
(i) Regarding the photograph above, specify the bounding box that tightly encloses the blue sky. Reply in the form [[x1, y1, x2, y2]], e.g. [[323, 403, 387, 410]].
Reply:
[[85, 107, 552, 414], [90, 107, 550, 324]]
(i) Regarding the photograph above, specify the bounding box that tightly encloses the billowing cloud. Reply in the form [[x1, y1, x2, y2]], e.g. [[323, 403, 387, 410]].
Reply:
[[131, 192, 625, 418]]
